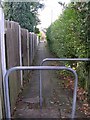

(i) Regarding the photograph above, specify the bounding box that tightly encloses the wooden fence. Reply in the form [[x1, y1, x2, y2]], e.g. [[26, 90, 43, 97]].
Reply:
[[0, 19, 39, 117], [5, 21, 21, 113]]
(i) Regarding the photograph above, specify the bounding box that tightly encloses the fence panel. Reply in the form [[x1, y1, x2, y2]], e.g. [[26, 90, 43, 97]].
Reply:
[[2, 20, 38, 116], [5, 21, 21, 113]]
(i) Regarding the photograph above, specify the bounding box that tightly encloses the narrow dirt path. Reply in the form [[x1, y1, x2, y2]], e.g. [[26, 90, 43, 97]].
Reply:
[[13, 41, 87, 118]]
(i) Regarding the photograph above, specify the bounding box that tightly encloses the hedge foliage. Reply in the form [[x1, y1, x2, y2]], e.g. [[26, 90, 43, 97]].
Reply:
[[46, 2, 90, 90]]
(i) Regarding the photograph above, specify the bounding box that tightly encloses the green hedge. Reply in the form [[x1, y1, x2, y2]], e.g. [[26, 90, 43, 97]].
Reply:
[[46, 3, 90, 90]]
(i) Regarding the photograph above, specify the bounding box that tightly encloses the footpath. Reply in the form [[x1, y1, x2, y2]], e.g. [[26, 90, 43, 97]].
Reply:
[[13, 41, 86, 118]]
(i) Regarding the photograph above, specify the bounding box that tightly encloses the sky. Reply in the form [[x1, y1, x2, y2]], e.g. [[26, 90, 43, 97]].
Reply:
[[37, 0, 71, 30]]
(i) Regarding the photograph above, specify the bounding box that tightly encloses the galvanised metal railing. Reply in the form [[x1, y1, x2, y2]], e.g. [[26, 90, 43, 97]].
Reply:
[[4, 66, 77, 119], [40, 58, 90, 118], [4, 58, 90, 119]]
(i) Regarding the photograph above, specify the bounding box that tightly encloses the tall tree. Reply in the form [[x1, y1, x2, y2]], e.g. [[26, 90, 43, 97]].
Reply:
[[4, 2, 44, 32]]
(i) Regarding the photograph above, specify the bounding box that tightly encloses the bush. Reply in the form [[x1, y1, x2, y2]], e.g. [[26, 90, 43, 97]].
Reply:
[[46, 2, 90, 90]]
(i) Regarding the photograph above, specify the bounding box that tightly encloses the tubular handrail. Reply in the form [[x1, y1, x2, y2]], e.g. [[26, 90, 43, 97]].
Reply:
[[40, 58, 90, 65], [40, 58, 90, 118], [4, 66, 77, 119]]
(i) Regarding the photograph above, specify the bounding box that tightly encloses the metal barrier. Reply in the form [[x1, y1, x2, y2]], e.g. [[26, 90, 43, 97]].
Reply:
[[4, 66, 77, 119], [40, 58, 90, 118], [41, 58, 90, 65]]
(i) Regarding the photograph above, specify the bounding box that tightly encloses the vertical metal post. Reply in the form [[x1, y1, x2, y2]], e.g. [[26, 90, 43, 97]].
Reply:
[[40, 70, 43, 109], [30, 32, 33, 64], [4, 71, 11, 118], [71, 71, 78, 118], [0, 4, 9, 118], [32, 33, 34, 60], [0, 2, 7, 83], [0, 3, 3, 119], [19, 25, 23, 86]]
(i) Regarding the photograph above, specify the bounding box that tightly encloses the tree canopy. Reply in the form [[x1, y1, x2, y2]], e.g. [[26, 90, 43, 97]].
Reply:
[[4, 2, 44, 32]]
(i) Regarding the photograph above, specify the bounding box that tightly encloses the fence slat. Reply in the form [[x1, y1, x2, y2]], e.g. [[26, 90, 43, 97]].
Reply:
[[5, 21, 21, 113]]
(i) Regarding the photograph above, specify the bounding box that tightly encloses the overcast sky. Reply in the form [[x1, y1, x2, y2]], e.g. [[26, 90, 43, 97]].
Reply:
[[37, 0, 71, 29]]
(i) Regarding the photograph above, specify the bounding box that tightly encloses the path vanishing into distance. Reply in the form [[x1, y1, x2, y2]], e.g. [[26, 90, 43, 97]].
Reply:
[[13, 41, 87, 118]]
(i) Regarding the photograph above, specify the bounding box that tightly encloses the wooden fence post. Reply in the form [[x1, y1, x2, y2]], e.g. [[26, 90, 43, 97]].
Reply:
[[29, 32, 33, 65], [27, 30, 29, 66]]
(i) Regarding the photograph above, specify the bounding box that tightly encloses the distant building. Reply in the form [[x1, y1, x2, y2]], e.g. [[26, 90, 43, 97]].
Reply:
[[40, 30, 46, 42]]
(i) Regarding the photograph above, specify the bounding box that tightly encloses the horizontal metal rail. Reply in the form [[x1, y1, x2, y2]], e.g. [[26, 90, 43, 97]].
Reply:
[[41, 58, 90, 65], [40, 58, 90, 118], [4, 66, 77, 119]]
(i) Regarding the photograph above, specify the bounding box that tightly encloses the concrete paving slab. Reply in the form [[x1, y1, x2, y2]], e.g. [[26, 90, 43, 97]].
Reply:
[[14, 108, 60, 118]]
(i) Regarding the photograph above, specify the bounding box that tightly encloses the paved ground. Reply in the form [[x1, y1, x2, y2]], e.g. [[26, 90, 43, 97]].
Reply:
[[13, 41, 87, 118]]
